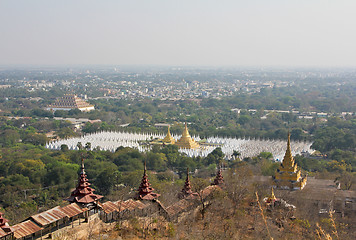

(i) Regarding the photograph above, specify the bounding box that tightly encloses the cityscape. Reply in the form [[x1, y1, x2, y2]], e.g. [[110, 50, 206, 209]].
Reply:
[[0, 1, 355, 240]]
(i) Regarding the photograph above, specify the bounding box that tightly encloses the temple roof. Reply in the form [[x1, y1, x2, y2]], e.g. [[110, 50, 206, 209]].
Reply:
[[48, 94, 94, 109], [211, 167, 224, 186], [67, 158, 103, 205], [179, 168, 198, 199], [137, 161, 160, 200]]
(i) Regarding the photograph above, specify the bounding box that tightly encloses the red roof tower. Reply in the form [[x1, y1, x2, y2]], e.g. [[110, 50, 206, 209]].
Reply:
[[137, 162, 160, 200], [211, 167, 224, 186], [67, 158, 103, 205], [179, 168, 198, 199]]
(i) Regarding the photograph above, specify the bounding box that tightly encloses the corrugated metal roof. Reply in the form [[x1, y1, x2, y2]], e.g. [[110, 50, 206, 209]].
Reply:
[[13, 220, 43, 239], [0, 228, 8, 237], [114, 199, 148, 212], [166, 199, 194, 216], [31, 206, 68, 227], [60, 203, 87, 218], [101, 201, 120, 214]]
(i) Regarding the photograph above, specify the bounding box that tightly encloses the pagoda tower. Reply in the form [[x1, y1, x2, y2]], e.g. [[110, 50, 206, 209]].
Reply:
[[175, 122, 199, 149], [179, 168, 198, 199], [211, 167, 224, 186], [67, 158, 103, 206], [137, 162, 160, 200], [162, 126, 175, 144], [265, 187, 278, 204], [274, 132, 307, 190]]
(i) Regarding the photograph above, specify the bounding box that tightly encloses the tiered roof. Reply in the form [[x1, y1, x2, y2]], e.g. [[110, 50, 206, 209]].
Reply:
[[67, 158, 103, 205], [211, 167, 224, 186], [137, 162, 160, 200], [48, 94, 94, 110], [179, 168, 198, 199]]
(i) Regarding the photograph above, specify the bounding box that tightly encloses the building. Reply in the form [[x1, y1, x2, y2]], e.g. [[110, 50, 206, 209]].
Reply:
[[174, 123, 200, 149], [66, 159, 103, 208], [136, 162, 160, 201], [47, 94, 95, 112], [211, 167, 224, 186], [274, 132, 307, 190], [179, 168, 198, 199]]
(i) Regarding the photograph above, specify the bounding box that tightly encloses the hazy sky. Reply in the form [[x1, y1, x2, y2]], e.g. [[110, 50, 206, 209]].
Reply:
[[1, 0, 355, 67]]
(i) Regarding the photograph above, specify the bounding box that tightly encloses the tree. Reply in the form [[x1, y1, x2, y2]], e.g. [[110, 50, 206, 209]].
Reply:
[[85, 142, 92, 151], [95, 168, 120, 195], [77, 142, 83, 150]]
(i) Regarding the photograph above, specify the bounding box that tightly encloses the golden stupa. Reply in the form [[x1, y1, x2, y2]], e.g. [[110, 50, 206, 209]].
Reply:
[[175, 123, 200, 149], [274, 132, 307, 190], [162, 126, 175, 144]]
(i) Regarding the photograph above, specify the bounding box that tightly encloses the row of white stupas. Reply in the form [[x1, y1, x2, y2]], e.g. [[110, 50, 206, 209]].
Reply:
[[46, 130, 313, 161]]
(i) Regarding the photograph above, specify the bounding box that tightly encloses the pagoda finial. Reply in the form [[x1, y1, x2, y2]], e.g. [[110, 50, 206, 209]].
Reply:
[[80, 157, 85, 175], [144, 160, 147, 175], [271, 187, 275, 199], [282, 131, 294, 168]]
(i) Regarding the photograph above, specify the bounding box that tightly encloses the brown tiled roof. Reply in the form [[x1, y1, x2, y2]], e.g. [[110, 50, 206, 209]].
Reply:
[[30, 206, 68, 227], [13, 220, 43, 239]]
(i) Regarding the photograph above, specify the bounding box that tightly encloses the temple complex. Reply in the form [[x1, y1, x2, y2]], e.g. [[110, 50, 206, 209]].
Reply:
[[67, 158, 103, 207], [47, 94, 95, 112], [136, 162, 160, 200], [175, 123, 200, 149], [162, 126, 175, 145], [211, 167, 224, 186], [274, 132, 307, 190]]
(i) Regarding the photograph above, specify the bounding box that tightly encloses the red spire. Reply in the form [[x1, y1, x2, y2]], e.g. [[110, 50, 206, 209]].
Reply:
[[67, 158, 103, 204], [137, 161, 160, 200], [212, 167, 224, 186], [179, 168, 198, 199]]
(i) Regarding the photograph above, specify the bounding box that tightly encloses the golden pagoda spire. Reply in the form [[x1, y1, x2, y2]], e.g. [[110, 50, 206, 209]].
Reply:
[[182, 122, 190, 138], [282, 131, 295, 168], [266, 187, 277, 203], [163, 125, 175, 144], [270, 187, 276, 200]]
